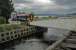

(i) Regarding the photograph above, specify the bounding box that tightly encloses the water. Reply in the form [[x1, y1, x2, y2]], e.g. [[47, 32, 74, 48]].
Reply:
[[43, 28, 70, 41], [0, 26, 70, 50], [14, 39, 48, 50], [0, 32, 49, 50], [0, 36, 47, 50], [3, 38, 48, 50]]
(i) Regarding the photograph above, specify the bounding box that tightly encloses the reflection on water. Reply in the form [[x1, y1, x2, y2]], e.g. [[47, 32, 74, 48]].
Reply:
[[14, 39, 48, 50], [2, 38, 48, 50]]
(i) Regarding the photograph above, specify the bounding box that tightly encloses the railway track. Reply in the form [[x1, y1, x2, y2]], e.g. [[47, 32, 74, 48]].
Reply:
[[47, 31, 76, 50]]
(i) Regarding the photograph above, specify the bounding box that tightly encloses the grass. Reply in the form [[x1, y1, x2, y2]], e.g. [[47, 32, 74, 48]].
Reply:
[[0, 24, 26, 32], [0, 17, 27, 32]]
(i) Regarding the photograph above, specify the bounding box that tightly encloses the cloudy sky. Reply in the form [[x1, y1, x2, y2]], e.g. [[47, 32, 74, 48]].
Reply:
[[13, 0, 76, 15]]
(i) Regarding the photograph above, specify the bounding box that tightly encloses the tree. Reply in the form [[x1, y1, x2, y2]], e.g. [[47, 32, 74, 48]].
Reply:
[[0, 0, 14, 23]]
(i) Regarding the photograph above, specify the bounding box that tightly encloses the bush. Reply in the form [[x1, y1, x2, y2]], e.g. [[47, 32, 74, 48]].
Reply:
[[0, 17, 6, 24]]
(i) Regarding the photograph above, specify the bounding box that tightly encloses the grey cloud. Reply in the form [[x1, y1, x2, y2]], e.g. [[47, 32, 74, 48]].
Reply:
[[13, 0, 33, 3], [64, 0, 76, 5], [52, 0, 64, 5], [64, 0, 76, 14], [52, 0, 76, 14], [13, 0, 76, 15]]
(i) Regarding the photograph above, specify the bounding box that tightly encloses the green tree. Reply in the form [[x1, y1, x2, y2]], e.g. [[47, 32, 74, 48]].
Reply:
[[0, 0, 14, 23]]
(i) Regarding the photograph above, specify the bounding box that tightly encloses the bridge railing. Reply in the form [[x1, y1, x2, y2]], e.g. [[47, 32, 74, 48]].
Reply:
[[0, 25, 36, 43]]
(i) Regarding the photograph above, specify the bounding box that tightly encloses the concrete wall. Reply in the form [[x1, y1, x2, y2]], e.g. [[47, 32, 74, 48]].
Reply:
[[0, 26, 36, 43]]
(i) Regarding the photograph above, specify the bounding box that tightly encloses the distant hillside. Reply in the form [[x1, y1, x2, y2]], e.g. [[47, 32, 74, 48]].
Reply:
[[67, 13, 76, 16], [35, 14, 63, 16]]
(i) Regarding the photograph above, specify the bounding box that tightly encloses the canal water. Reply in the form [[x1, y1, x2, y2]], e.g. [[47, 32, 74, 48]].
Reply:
[[0, 27, 70, 50], [44, 28, 70, 41]]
